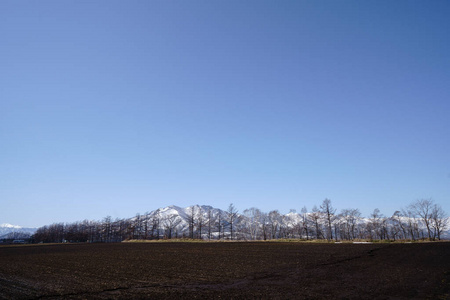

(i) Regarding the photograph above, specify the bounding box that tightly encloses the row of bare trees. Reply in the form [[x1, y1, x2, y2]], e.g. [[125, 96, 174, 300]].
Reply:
[[32, 199, 448, 243], [32, 204, 240, 243], [239, 199, 447, 241]]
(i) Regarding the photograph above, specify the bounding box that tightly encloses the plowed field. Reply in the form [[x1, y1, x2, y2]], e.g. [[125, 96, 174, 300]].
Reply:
[[0, 242, 449, 299]]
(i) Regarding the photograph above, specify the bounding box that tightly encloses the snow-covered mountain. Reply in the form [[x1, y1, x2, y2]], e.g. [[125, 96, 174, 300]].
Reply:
[[141, 205, 228, 239], [133, 205, 450, 240], [0, 223, 37, 239]]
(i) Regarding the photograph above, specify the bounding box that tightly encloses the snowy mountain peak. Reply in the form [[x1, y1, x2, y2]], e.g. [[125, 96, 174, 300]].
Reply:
[[0, 223, 22, 229]]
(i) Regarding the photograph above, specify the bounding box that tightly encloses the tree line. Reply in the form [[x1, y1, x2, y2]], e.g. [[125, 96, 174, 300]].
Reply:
[[31, 199, 448, 243]]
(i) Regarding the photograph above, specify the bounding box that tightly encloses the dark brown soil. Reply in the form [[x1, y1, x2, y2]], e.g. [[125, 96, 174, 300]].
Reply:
[[0, 242, 449, 299]]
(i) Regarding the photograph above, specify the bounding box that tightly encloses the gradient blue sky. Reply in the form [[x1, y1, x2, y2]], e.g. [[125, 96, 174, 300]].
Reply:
[[1, 1, 449, 228]]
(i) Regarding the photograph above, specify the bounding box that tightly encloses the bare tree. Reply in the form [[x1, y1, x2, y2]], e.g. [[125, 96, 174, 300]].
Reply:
[[206, 207, 216, 240], [260, 212, 269, 240], [163, 214, 181, 239], [341, 208, 360, 240], [151, 213, 160, 239], [185, 206, 196, 239], [197, 206, 204, 239], [392, 211, 407, 240], [431, 204, 448, 240], [401, 207, 418, 240], [380, 216, 389, 240], [216, 211, 225, 240], [333, 213, 342, 241], [142, 212, 151, 239], [409, 199, 434, 240], [103, 216, 112, 242], [301, 207, 309, 240], [133, 213, 145, 240], [243, 207, 262, 240], [284, 209, 299, 239], [268, 210, 282, 239], [227, 203, 239, 240], [368, 208, 383, 240], [309, 205, 322, 239], [320, 199, 336, 241]]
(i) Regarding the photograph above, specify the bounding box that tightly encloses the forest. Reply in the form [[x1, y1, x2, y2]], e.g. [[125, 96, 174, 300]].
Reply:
[[31, 198, 448, 244]]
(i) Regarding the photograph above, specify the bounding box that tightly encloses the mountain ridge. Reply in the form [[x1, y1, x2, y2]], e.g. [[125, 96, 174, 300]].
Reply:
[[0, 223, 37, 239]]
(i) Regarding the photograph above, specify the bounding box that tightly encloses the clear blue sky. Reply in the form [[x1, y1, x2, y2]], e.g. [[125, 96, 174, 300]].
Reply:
[[1, 1, 449, 228]]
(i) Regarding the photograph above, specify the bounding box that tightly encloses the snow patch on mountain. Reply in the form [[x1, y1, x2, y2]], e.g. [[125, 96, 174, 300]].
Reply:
[[0, 223, 37, 239], [0, 223, 22, 229]]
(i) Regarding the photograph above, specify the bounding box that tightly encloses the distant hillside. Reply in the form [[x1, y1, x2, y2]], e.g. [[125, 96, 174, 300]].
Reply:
[[0, 223, 37, 239]]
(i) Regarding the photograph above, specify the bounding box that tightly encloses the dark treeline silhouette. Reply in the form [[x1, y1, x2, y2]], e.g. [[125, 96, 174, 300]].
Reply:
[[32, 199, 448, 243]]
